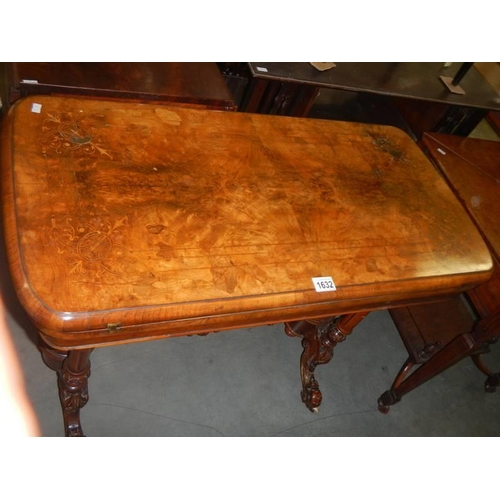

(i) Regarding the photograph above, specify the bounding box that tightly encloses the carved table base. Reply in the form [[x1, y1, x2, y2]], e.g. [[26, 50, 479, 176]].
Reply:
[[37, 312, 371, 435], [285, 312, 369, 412], [39, 339, 93, 437]]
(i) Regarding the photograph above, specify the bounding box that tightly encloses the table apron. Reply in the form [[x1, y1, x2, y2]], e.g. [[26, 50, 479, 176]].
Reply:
[[38, 286, 473, 350]]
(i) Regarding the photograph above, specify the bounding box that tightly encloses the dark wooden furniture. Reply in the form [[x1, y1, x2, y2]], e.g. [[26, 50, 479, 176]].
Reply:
[[1, 63, 9, 114], [1, 96, 493, 436], [486, 111, 500, 136], [378, 133, 500, 412], [4, 62, 236, 111], [239, 62, 500, 138]]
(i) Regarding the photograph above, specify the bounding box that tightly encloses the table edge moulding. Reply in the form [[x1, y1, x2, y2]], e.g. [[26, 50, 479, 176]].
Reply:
[[1, 96, 493, 436]]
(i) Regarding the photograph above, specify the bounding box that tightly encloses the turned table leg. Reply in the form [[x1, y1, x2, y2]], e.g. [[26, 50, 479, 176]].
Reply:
[[377, 357, 415, 415], [285, 311, 369, 412], [378, 310, 500, 413], [39, 340, 93, 437], [378, 333, 476, 413]]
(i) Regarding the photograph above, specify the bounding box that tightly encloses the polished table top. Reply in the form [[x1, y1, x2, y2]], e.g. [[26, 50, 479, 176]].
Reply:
[[1, 96, 493, 349], [248, 63, 500, 110], [421, 133, 500, 260], [421, 133, 500, 319]]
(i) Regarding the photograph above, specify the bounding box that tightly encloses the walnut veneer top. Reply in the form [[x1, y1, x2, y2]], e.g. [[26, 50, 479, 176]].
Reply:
[[1, 96, 493, 347]]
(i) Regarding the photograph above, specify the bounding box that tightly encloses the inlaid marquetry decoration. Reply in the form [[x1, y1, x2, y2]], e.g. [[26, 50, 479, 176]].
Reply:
[[3, 96, 495, 435], [41, 112, 113, 158], [50, 216, 127, 277], [5, 96, 493, 327]]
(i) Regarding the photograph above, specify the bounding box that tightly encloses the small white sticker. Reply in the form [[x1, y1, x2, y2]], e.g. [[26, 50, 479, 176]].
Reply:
[[21, 79, 38, 84], [437, 148, 446, 155], [31, 103, 42, 113], [312, 276, 336, 292], [256, 66, 268, 72]]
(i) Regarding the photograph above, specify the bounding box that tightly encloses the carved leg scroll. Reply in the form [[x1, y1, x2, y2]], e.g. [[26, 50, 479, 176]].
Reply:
[[299, 318, 331, 412], [286, 311, 369, 412], [39, 339, 93, 437], [58, 349, 93, 437]]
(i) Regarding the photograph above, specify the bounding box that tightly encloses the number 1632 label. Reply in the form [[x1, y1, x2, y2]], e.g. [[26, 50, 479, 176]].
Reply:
[[311, 276, 336, 292]]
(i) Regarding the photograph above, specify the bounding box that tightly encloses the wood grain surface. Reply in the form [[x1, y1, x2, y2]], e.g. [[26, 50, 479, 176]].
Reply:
[[422, 133, 500, 320], [1, 96, 493, 347], [247, 62, 500, 109], [7, 62, 236, 110], [422, 133, 500, 261], [377, 134, 500, 412]]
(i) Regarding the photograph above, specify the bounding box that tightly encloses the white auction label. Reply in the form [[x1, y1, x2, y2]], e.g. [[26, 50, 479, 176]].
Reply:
[[312, 276, 336, 292], [31, 103, 42, 113], [256, 66, 268, 72]]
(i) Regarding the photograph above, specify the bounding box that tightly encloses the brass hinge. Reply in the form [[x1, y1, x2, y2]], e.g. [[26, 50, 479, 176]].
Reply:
[[106, 322, 121, 333]]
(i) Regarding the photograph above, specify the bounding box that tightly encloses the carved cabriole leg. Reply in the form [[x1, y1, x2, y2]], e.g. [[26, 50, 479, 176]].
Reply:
[[286, 311, 369, 412], [38, 339, 93, 437], [58, 349, 93, 437], [285, 319, 328, 410], [299, 318, 332, 412]]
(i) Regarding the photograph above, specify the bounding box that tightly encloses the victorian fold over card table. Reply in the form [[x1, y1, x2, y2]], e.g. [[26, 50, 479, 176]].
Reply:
[[1, 96, 493, 436]]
